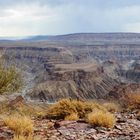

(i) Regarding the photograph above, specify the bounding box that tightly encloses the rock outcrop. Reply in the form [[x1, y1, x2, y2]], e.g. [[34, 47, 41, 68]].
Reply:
[[29, 63, 119, 102]]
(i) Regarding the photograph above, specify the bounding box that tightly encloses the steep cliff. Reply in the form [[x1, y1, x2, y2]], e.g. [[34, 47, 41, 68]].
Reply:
[[28, 63, 119, 101]]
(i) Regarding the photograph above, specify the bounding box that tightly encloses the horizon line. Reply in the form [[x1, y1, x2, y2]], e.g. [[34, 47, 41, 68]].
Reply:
[[1, 32, 140, 39]]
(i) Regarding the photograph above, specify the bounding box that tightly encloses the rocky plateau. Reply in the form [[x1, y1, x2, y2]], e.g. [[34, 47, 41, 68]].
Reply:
[[1, 33, 140, 140]]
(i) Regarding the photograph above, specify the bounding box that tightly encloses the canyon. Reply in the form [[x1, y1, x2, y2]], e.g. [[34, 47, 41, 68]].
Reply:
[[0, 33, 140, 102]]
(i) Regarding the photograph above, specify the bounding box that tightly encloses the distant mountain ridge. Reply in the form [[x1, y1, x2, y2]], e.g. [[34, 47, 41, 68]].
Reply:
[[2, 32, 140, 42], [20, 33, 140, 45]]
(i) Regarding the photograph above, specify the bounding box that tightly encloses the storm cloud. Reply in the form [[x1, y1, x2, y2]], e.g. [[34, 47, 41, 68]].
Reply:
[[0, 0, 140, 36]]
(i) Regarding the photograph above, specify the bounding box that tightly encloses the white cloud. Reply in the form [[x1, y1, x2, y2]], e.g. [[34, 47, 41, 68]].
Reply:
[[124, 22, 140, 32], [0, 4, 59, 36], [1, 0, 140, 36]]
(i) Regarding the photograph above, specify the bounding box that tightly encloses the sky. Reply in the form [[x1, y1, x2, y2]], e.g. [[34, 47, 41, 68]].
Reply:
[[1, 0, 140, 36]]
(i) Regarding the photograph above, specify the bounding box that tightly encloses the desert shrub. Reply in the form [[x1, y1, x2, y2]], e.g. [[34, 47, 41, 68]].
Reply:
[[87, 110, 116, 128], [84, 101, 107, 113], [46, 99, 107, 119], [3, 115, 33, 136], [46, 99, 76, 119], [71, 100, 86, 118], [123, 92, 140, 110], [103, 102, 120, 113], [0, 99, 46, 118], [64, 113, 79, 121], [16, 104, 47, 118], [73, 100, 106, 118], [0, 62, 22, 94], [0, 101, 10, 114]]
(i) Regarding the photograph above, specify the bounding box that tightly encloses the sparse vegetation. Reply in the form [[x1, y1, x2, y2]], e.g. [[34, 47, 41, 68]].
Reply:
[[65, 113, 79, 121], [46, 99, 107, 120], [0, 101, 9, 114], [16, 104, 47, 118], [0, 61, 22, 94], [103, 102, 120, 113], [123, 92, 140, 110], [0, 99, 47, 119], [87, 110, 116, 128], [2, 115, 33, 136]]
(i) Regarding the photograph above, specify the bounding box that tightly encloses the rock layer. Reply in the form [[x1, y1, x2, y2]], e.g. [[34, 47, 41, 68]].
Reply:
[[29, 63, 119, 101]]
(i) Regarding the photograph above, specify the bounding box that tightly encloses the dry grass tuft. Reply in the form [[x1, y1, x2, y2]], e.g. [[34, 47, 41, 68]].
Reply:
[[103, 102, 120, 113], [0, 101, 9, 115], [0, 62, 22, 94], [46, 99, 107, 119], [16, 104, 47, 118], [0, 61, 22, 94], [0, 101, 47, 119], [87, 110, 116, 128], [64, 113, 79, 121], [123, 92, 140, 110], [46, 99, 76, 119], [3, 115, 33, 136]]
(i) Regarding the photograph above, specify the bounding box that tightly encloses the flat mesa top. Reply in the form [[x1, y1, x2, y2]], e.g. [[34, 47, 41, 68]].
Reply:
[[55, 62, 98, 72]]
